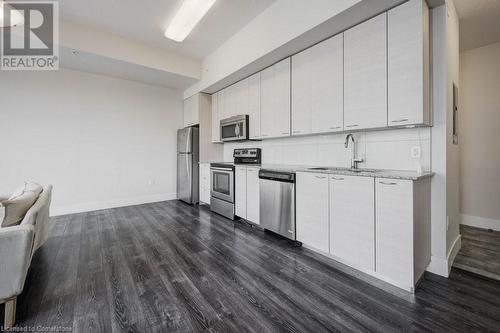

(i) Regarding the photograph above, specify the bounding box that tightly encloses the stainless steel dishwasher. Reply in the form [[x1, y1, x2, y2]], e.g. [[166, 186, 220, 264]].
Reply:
[[259, 169, 296, 241]]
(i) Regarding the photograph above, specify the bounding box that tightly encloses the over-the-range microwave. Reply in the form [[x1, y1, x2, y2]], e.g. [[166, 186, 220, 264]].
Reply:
[[220, 115, 249, 142]]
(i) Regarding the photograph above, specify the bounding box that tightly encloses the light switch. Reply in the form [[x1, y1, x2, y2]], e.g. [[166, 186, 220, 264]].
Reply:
[[411, 146, 421, 159]]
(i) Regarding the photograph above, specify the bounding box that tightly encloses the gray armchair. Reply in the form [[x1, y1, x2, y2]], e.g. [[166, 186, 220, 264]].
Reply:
[[0, 185, 52, 328]]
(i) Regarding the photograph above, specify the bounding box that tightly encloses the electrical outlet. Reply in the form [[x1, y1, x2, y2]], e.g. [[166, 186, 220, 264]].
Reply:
[[411, 146, 421, 159]]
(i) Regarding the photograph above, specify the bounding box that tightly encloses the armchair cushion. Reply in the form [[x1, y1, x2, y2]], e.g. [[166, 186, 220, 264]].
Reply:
[[1, 182, 42, 228]]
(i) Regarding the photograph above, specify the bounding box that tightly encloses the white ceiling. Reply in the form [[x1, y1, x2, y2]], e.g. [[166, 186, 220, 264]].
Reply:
[[454, 0, 500, 51], [57, 0, 275, 60]]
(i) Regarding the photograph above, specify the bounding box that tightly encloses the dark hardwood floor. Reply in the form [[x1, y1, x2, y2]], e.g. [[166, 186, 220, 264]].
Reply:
[[4, 200, 500, 332], [454, 224, 500, 281]]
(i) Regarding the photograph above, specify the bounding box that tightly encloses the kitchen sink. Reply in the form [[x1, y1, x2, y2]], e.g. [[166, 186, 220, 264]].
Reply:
[[307, 167, 330, 171]]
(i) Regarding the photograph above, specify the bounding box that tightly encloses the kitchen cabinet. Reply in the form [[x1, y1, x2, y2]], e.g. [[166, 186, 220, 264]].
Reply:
[[388, 0, 430, 127], [183, 94, 200, 127], [292, 34, 344, 135], [375, 177, 431, 292], [235, 166, 260, 224], [211, 90, 224, 143], [224, 84, 237, 119], [236, 78, 249, 116], [344, 13, 387, 130], [261, 58, 291, 138], [248, 73, 261, 139], [235, 166, 247, 218], [246, 167, 260, 224], [296, 172, 329, 253], [329, 175, 375, 271], [199, 163, 211, 204]]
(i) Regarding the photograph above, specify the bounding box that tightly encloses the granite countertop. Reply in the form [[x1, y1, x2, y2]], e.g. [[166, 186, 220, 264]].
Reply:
[[200, 162, 434, 180]]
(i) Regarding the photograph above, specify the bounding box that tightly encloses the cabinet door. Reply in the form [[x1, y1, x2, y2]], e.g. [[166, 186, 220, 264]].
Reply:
[[330, 175, 375, 271], [376, 178, 414, 290], [274, 58, 291, 137], [199, 163, 211, 204], [224, 84, 237, 119], [192, 95, 199, 126], [183, 97, 192, 128], [311, 34, 343, 133], [291, 48, 312, 136], [261, 58, 291, 138], [236, 78, 249, 116], [248, 73, 261, 139], [235, 166, 247, 219], [246, 167, 260, 224], [296, 172, 329, 253], [344, 13, 387, 130], [211, 93, 220, 142], [388, 0, 430, 126]]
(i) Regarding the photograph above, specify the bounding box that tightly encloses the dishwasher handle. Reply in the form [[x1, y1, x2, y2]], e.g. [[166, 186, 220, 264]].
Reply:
[[259, 170, 296, 183]]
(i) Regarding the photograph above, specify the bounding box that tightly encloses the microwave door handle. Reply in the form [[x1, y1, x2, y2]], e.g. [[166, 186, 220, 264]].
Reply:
[[235, 124, 240, 136]]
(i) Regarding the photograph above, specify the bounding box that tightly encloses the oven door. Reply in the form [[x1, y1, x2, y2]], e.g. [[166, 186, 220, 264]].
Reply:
[[210, 167, 234, 203]]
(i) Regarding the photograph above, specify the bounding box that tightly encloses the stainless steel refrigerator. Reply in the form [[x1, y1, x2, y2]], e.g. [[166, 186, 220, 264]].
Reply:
[[177, 127, 199, 204]]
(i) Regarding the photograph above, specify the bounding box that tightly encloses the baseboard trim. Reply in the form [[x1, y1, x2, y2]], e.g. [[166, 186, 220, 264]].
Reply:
[[447, 234, 461, 274], [51, 192, 177, 216], [461, 214, 500, 231]]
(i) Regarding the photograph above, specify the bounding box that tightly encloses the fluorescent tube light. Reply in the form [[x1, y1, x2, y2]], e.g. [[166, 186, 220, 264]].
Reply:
[[0, 1, 25, 27], [164, 0, 216, 42]]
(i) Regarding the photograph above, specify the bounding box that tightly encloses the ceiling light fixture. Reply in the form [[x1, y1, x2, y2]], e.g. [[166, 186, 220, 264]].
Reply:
[[0, 1, 25, 28], [164, 0, 216, 42]]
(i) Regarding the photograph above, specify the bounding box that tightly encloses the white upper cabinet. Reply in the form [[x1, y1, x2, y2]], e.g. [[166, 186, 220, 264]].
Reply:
[[261, 58, 291, 138], [344, 13, 387, 130], [183, 94, 199, 128], [291, 48, 312, 135], [329, 175, 375, 271], [292, 34, 344, 136], [224, 84, 237, 119], [211, 90, 224, 142], [296, 172, 329, 253], [236, 78, 249, 116], [388, 0, 430, 127], [246, 167, 260, 224], [211, 92, 220, 142], [248, 73, 261, 139]]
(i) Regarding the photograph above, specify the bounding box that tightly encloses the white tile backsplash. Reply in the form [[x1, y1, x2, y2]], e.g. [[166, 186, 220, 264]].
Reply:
[[223, 127, 431, 172]]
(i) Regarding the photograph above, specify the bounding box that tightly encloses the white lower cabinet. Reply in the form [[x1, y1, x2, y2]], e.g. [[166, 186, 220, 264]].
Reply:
[[235, 166, 260, 224], [246, 167, 260, 225], [235, 166, 247, 218], [296, 172, 329, 253], [375, 178, 430, 291], [329, 175, 375, 271], [199, 163, 211, 204], [296, 172, 431, 292]]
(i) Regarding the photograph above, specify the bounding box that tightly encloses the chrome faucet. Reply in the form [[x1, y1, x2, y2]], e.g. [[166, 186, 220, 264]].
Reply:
[[345, 134, 364, 169]]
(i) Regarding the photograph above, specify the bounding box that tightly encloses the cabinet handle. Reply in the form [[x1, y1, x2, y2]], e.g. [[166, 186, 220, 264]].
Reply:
[[329, 126, 342, 129], [331, 177, 345, 181], [261, 134, 268, 137], [293, 130, 301, 134], [315, 175, 327, 179], [346, 124, 359, 128], [379, 181, 397, 185], [391, 119, 409, 123], [281, 132, 289, 135]]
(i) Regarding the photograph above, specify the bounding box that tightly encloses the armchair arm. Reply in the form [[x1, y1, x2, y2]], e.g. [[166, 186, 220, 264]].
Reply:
[[0, 225, 34, 301]]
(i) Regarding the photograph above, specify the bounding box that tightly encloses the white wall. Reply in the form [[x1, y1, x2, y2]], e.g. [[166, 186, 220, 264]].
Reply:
[[459, 41, 500, 231], [224, 128, 431, 172], [0, 68, 182, 216]]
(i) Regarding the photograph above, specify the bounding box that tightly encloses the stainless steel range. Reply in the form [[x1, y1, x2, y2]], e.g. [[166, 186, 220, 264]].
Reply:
[[210, 148, 261, 219]]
